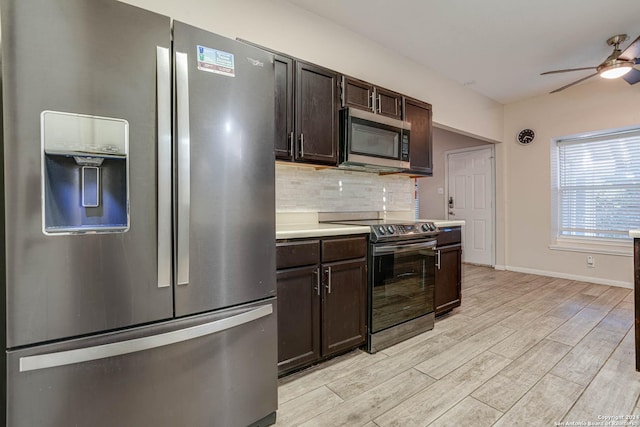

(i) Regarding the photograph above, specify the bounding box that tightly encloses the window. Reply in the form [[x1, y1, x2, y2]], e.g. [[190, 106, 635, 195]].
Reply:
[[551, 127, 640, 253]]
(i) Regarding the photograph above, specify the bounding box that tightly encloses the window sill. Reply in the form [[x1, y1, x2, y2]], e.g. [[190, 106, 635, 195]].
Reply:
[[549, 238, 633, 257]]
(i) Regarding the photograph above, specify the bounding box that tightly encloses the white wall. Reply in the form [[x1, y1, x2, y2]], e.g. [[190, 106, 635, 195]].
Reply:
[[118, 0, 503, 142], [502, 78, 640, 287]]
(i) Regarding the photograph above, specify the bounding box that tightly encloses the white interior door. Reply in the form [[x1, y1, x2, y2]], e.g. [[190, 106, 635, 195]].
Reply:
[[447, 147, 494, 266]]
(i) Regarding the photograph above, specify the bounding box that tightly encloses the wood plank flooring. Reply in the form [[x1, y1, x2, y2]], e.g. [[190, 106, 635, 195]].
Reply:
[[275, 265, 640, 426]]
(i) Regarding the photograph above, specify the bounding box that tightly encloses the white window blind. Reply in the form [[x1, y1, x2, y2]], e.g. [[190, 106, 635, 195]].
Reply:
[[556, 129, 640, 240]]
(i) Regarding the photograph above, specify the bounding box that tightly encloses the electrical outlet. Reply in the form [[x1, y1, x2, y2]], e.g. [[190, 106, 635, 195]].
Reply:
[[587, 255, 595, 268]]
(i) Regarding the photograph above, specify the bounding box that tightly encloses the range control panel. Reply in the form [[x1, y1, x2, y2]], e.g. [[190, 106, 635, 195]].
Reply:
[[372, 222, 439, 242]]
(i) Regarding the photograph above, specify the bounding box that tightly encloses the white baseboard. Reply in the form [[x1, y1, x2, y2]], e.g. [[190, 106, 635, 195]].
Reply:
[[493, 265, 507, 271], [502, 265, 632, 289]]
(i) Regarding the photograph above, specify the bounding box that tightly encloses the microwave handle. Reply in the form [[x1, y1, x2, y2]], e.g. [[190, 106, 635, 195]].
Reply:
[[369, 89, 374, 112], [374, 87, 379, 113]]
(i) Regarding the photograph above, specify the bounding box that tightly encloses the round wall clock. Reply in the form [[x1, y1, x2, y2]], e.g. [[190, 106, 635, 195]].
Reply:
[[517, 129, 535, 145]]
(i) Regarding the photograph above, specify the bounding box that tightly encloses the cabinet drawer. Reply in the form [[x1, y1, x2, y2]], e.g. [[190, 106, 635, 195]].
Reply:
[[276, 240, 320, 269], [321, 236, 367, 263], [436, 227, 462, 246]]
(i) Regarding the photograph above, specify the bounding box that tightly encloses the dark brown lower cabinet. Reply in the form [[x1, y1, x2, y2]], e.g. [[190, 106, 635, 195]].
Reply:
[[435, 227, 462, 316], [276, 235, 367, 376], [322, 258, 367, 357], [276, 266, 320, 373]]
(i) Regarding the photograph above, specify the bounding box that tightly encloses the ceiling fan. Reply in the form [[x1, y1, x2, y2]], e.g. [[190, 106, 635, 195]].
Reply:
[[541, 34, 640, 93]]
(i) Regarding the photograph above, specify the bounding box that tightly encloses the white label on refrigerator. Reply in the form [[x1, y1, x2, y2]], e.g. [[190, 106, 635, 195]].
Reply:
[[196, 45, 235, 77]]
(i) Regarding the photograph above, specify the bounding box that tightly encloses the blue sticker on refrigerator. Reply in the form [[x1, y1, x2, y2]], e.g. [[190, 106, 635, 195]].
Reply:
[[197, 45, 235, 77]]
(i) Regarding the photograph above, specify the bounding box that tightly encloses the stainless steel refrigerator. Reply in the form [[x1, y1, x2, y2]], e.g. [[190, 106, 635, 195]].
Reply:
[[1, 0, 277, 425]]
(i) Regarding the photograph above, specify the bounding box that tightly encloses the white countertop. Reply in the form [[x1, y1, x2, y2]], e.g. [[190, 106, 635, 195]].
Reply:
[[630, 230, 640, 239], [276, 223, 370, 240], [276, 219, 465, 240]]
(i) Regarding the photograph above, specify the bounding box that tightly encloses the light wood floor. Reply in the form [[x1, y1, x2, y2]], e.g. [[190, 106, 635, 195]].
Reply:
[[275, 264, 640, 426]]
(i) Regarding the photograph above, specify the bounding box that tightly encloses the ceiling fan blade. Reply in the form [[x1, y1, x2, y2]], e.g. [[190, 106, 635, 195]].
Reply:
[[618, 35, 640, 61], [541, 67, 596, 75], [622, 68, 640, 85], [550, 72, 598, 93]]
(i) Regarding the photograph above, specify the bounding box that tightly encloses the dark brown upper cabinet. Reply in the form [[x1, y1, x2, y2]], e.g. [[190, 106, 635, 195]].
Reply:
[[274, 54, 295, 160], [341, 76, 374, 112], [243, 40, 339, 165], [240, 38, 431, 172], [375, 87, 403, 119], [341, 76, 402, 120], [403, 96, 433, 176], [295, 61, 339, 165]]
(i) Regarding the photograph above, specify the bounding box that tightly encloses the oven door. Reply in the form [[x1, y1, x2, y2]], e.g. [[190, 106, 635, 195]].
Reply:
[[370, 239, 436, 334]]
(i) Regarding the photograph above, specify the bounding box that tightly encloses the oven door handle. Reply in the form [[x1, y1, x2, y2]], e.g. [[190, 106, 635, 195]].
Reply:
[[373, 240, 437, 256]]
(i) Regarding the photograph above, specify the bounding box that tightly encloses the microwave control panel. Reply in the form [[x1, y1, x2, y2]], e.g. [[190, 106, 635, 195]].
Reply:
[[401, 131, 410, 162]]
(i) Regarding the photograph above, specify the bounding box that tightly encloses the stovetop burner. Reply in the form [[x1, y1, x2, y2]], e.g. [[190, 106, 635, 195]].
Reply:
[[328, 219, 439, 243]]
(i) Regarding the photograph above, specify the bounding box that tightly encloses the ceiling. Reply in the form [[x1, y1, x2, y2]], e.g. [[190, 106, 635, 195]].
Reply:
[[283, 0, 640, 104]]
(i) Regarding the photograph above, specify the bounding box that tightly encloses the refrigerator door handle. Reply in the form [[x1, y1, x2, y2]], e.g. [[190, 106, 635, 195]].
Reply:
[[19, 304, 273, 372], [156, 46, 172, 288], [176, 51, 190, 286]]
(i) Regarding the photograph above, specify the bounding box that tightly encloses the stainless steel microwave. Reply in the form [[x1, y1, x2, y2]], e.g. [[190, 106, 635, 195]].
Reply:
[[339, 107, 411, 172]]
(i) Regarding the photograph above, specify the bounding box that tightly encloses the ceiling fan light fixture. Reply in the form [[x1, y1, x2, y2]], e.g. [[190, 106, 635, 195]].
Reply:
[[598, 61, 634, 79]]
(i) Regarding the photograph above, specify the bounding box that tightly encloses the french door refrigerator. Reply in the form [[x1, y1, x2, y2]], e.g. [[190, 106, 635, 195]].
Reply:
[[1, 0, 277, 425]]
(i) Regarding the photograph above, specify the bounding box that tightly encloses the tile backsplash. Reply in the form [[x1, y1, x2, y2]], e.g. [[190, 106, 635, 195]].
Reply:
[[276, 163, 414, 213]]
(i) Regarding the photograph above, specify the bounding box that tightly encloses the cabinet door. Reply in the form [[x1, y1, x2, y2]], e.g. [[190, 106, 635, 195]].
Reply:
[[341, 76, 374, 111], [404, 97, 433, 175], [276, 266, 321, 375], [435, 245, 462, 315], [295, 61, 339, 165], [375, 87, 402, 119], [322, 259, 367, 357], [274, 54, 295, 160]]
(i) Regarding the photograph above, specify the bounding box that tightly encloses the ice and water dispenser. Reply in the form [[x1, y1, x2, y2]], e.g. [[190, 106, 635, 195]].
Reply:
[[41, 111, 129, 234]]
